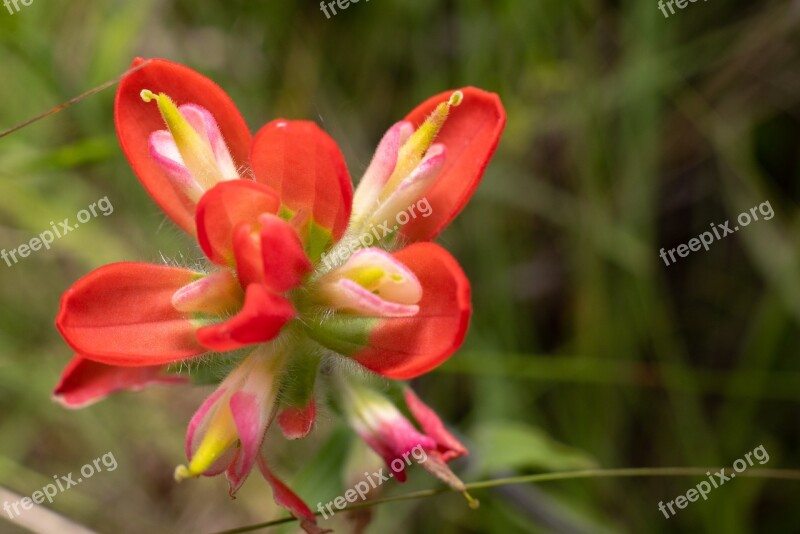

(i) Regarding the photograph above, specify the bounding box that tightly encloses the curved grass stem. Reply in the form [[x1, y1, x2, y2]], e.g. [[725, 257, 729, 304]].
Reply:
[[213, 467, 800, 533]]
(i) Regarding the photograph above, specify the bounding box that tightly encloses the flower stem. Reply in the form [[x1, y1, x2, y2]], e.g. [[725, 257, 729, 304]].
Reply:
[[212, 467, 800, 533]]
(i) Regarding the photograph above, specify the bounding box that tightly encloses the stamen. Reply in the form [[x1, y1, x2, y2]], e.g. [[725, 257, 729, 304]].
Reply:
[[381, 90, 462, 199], [140, 89, 225, 189]]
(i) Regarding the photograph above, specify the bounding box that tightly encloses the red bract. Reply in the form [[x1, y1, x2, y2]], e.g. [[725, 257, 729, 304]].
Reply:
[[53, 356, 186, 409], [54, 58, 505, 531], [114, 58, 252, 235]]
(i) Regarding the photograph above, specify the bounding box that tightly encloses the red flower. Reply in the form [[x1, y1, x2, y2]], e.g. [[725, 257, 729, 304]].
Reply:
[[54, 58, 504, 530]]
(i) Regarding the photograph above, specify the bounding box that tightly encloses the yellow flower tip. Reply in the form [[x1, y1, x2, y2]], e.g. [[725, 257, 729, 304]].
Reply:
[[174, 464, 193, 482], [380, 92, 462, 198], [138, 88, 225, 189], [463, 491, 480, 510], [139, 90, 183, 135], [140, 89, 177, 112], [409, 91, 462, 154], [140, 89, 157, 103]]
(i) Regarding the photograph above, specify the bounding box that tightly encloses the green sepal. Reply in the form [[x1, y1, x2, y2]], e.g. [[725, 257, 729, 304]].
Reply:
[[166, 350, 245, 386], [278, 205, 335, 264], [302, 314, 377, 356], [278, 345, 322, 409]]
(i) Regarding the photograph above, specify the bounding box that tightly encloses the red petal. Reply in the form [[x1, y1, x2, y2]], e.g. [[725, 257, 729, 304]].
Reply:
[[260, 213, 313, 293], [277, 398, 316, 440], [196, 180, 281, 266], [250, 120, 353, 257], [360, 418, 436, 483], [350, 243, 471, 379], [56, 263, 205, 366], [257, 457, 331, 534], [232, 222, 264, 288], [53, 356, 185, 409], [400, 87, 505, 241], [115, 58, 252, 235], [404, 389, 468, 461], [226, 391, 269, 493], [231, 214, 312, 292], [195, 284, 294, 352]]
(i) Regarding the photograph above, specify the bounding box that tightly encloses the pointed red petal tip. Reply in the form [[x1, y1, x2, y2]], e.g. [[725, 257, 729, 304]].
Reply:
[[56, 263, 207, 366], [349, 242, 472, 379], [400, 87, 506, 242], [258, 457, 332, 534], [115, 58, 253, 235], [404, 389, 468, 461], [53, 356, 185, 409], [250, 119, 353, 254], [277, 399, 316, 440]]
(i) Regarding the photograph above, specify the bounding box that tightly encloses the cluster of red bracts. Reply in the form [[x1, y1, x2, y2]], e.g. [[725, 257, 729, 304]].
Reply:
[[52, 58, 504, 532]]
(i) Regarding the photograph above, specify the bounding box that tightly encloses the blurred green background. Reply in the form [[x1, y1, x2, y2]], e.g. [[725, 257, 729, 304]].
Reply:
[[1, 0, 799, 532]]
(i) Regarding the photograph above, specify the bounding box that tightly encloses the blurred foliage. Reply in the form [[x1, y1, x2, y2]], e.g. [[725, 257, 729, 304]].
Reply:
[[1, 0, 799, 533]]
